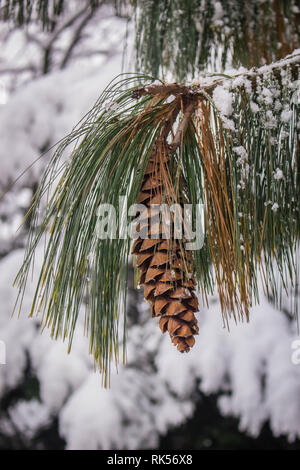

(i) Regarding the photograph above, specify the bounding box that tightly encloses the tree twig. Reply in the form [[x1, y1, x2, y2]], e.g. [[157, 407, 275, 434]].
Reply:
[[60, 6, 98, 69], [132, 51, 300, 100], [42, 5, 88, 74], [169, 101, 196, 152]]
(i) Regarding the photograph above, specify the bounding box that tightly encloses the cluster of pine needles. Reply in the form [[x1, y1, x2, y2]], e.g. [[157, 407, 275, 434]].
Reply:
[[14, 51, 299, 383]]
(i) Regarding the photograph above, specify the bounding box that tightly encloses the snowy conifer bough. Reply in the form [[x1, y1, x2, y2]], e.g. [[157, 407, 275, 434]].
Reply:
[[15, 47, 300, 382], [0, 0, 299, 449]]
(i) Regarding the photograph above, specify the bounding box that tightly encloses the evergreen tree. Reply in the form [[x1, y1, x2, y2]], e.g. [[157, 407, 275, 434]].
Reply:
[[2, 0, 299, 382]]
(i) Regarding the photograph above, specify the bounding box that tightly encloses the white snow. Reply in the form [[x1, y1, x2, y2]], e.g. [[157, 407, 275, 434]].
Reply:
[[281, 109, 292, 123], [221, 117, 235, 131], [250, 101, 259, 114], [274, 100, 282, 112], [212, 86, 233, 116], [1, 243, 300, 448], [7, 400, 50, 439], [274, 168, 284, 180], [212, 2, 224, 27], [233, 146, 248, 160]]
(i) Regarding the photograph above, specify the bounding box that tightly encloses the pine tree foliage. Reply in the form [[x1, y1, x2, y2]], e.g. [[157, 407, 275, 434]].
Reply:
[[15, 49, 300, 379], [3, 0, 299, 76], [134, 0, 300, 81]]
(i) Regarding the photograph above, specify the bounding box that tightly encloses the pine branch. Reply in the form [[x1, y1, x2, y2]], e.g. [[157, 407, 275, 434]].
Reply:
[[133, 0, 300, 80], [169, 101, 196, 152], [14, 50, 300, 381], [133, 50, 300, 100], [60, 6, 99, 69]]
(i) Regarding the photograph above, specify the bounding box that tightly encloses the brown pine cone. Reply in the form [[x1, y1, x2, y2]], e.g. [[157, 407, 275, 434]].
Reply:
[[131, 153, 199, 352]]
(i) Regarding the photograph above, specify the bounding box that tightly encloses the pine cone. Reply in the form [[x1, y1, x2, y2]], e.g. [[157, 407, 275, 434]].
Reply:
[[132, 152, 199, 352]]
